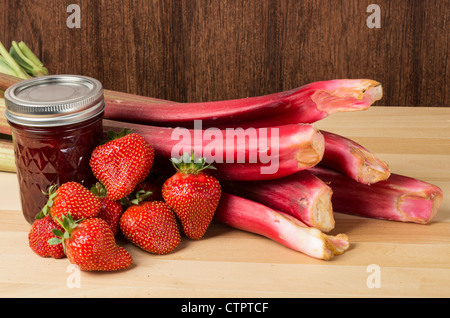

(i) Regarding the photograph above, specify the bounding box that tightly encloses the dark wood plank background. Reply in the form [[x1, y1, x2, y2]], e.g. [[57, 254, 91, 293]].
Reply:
[[1, 0, 449, 106]]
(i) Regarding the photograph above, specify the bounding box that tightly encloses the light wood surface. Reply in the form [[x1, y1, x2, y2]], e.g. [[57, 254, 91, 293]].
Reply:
[[0, 106, 449, 298]]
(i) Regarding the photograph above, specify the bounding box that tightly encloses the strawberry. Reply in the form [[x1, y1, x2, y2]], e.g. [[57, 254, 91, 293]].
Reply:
[[97, 197, 123, 236], [134, 179, 164, 202], [120, 201, 180, 255], [121, 177, 165, 207], [50, 214, 133, 271], [162, 153, 221, 240], [28, 215, 65, 259], [36, 182, 101, 221], [91, 183, 123, 236], [89, 130, 155, 201]]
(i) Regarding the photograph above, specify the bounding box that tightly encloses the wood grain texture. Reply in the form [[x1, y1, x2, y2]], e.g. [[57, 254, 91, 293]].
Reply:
[[0, 107, 449, 298], [0, 0, 449, 106]]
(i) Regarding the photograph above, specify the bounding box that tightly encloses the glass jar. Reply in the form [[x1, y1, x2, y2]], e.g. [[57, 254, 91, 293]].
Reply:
[[4, 75, 105, 224]]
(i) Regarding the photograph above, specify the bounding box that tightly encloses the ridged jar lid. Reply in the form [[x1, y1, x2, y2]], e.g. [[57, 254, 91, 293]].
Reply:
[[4, 75, 105, 127]]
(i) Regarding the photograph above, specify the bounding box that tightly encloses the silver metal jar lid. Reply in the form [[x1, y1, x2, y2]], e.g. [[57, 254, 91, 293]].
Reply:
[[4, 75, 105, 127]]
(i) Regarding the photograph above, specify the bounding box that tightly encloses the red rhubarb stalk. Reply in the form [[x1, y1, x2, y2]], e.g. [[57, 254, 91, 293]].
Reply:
[[103, 119, 325, 181], [0, 73, 382, 128], [320, 130, 390, 185], [309, 166, 443, 224], [214, 192, 350, 260], [103, 79, 382, 128], [222, 170, 335, 232]]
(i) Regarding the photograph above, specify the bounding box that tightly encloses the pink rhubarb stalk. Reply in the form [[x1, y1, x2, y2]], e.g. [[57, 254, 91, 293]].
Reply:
[[320, 130, 390, 185], [309, 166, 443, 224], [214, 192, 350, 260], [104, 79, 382, 128], [0, 73, 382, 129], [103, 119, 325, 181], [222, 170, 335, 232]]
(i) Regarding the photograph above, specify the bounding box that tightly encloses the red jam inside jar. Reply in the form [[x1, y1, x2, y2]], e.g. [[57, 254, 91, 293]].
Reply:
[[4, 75, 105, 224]]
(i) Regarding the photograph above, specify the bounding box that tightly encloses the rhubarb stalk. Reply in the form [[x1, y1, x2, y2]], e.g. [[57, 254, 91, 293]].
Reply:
[[309, 166, 443, 224], [103, 119, 325, 181], [222, 170, 335, 232], [320, 130, 390, 184], [0, 104, 325, 179], [0, 73, 382, 128], [214, 192, 350, 260], [103, 79, 383, 128], [0, 42, 30, 80], [9, 41, 49, 77], [0, 138, 15, 172], [0, 98, 11, 135]]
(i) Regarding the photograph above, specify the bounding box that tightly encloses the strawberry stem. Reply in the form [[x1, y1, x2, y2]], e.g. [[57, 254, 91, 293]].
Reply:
[[130, 189, 152, 205], [35, 184, 58, 219]]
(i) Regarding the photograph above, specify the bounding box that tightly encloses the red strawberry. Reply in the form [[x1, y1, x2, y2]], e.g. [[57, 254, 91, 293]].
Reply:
[[97, 198, 123, 236], [134, 179, 164, 202], [28, 215, 65, 259], [89, 130, 155, 201], [120, 201, 180, 255], [36, 182, 101, 221], [50, 214, 132, 271], [162, 153, 221, 240], [91, 183, 123, 236]]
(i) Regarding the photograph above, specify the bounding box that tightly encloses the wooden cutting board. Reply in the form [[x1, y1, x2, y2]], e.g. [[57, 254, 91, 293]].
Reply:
[[0, 106, 448, 298]]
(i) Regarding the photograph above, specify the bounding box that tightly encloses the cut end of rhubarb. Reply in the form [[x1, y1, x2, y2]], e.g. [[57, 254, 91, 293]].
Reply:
[[312, 79, 383, 115], [311, 187, 335, 233], [308, 228, 350, 260], [325, 233, 350, 257], [351, 147, 391, 185], [295, 128, 325, 169], [398, 186, 444, 224]]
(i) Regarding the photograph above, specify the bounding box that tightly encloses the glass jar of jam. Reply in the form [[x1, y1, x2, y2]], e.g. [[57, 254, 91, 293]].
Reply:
[[4, 75, 105, 224]]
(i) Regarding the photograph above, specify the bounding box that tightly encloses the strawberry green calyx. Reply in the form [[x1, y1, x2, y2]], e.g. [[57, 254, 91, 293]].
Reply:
[[170, 152, 216, 175], [107, 128, 131, 141], [91, 182, 108, 198], [35, 184, 58, 220], [120, 188, 153, 207], [48, 213, 81, 253], [129, 189, 153, 205], [91, 180, 148, 208], [99, 128, 132, 145]]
